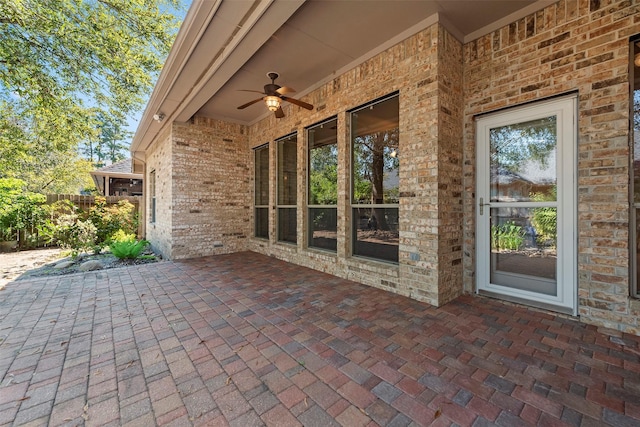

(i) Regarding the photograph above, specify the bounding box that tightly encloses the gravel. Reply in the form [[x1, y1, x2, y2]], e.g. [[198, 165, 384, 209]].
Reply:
[[0, 247, 160, 289]]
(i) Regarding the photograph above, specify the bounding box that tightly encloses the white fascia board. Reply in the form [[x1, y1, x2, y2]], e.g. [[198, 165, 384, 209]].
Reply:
[[131, 0, 222, 154], [131, 0, 305, 154]]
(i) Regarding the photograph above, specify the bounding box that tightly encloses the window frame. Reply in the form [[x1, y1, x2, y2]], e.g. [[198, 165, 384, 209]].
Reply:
[[149, 169, 156, 224], [276, 133, 297, 244], [307, 117, 339, 252], [254, 143, 270, 240], [349, 92, 400, 263], [630, 33, 640, 298]]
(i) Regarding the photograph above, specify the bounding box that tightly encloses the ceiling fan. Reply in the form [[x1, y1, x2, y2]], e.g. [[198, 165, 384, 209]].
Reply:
[[237, 72, 313, 118]]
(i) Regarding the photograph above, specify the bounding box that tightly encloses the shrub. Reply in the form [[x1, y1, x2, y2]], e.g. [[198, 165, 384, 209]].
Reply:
[[35, 197, 144, 256], [43, 214, 98, 257], [109, 239, 149, 259], [39, 201, 98, 256], [491, 221, 524, 251], [88, 197, 138, 245], [530, 187, 557, 248], [110, 229, 137, 243], [0, 178, 49, 246]]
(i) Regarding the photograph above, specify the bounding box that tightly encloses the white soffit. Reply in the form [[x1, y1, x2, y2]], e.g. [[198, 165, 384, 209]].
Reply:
[[132, 0, 558, 155]]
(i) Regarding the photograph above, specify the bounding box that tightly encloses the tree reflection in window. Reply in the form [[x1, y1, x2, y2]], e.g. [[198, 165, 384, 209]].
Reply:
[[488, 114, 558, 281], [489, 116, 557, 203], [351, 94, 399, 263], [308, 118, 338, 251]]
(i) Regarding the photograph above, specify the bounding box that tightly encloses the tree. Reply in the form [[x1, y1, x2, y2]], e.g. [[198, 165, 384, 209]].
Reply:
[[489, 116, 557, 173], [309, 144, 338, 205], [0, 178, 49, 246], [353, 129, 399, 229], [81, 112, 132, 167], [0, 0, 182, 190]]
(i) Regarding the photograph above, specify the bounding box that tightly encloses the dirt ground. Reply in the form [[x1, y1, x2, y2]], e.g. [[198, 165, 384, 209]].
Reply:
[[0, 247, 65, 289]]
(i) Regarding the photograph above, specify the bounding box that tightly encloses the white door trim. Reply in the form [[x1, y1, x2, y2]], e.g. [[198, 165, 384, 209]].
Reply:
[[476, 95, 577, 315]]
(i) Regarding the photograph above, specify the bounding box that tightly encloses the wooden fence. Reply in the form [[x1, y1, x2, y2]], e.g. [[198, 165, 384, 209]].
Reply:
[[46, 194, 145, 238]]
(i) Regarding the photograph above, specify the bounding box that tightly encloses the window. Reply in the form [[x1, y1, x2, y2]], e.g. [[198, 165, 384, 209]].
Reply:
[[254, 144, 269, 239], [631, 35, 640, 297], [277, 134, 297, 243], [308, 118, 338, 251], [351, 93, 400, 262], [149, 170, 156, 223]]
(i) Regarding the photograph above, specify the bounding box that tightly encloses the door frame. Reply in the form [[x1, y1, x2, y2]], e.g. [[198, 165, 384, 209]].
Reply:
[[475, 95, 578, 315]]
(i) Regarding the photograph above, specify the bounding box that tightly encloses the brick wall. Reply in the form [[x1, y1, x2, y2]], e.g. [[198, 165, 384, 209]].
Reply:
[[243, 23, 464, 307], [463, 0, 640, 333], [147, 0, 640, 334], [436, 28, 464, 304], [145, 127, 173, 258], [167, 118, 251, 259]]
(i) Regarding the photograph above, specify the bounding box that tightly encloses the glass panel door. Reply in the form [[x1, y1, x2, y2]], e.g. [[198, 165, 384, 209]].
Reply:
[[476, 96, 576, 314], [489, 116, 557, 295]]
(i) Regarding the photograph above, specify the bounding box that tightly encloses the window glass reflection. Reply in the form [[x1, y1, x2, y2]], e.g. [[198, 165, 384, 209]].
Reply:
[[308, 119, 337, 251], [351, 94, 399, 262], [490, 117, 557, 203]]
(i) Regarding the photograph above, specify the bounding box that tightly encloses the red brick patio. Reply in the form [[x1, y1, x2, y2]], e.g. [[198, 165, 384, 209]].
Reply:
[[1, 252, 639, 426]]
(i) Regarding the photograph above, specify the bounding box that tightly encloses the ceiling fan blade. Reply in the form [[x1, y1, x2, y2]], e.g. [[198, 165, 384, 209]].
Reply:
[[238, 89, 266, 94], [281, 96, 313, 110], [274, 106, 285, 118], [237, 98, 263, 109], [276, 86, 296, 95]]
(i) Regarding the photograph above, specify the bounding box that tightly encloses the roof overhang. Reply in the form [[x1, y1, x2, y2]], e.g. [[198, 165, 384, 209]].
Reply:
[[89, 172, 143, 180], [131, 0, 558, 159]]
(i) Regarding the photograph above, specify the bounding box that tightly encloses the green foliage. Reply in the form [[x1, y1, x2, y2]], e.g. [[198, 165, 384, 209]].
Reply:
[[42, 202, 97, 257], [109, 239, 149, 259], [491, 221, 524, 251], [489, 116, 556, 173], [81, 112, 131, 168], [0, 0, 183, 191], [310, 168, 338, 205], [352, 130, 399, 204], [531, 187, 557, 248], [88, 197, 138, 245], [110, 229, 137, 243], [353, 179, 373, 204], [0, 178, 49, 245], [41, 198, 140, 256], [309, 145, 338, 205]]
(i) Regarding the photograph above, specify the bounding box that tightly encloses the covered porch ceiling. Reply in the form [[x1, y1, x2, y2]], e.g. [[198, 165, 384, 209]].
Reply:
[[131, 0, 557, 156]]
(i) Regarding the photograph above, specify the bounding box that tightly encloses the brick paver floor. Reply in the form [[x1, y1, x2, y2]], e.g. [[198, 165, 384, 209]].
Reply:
[[1, 251, 640, 426]]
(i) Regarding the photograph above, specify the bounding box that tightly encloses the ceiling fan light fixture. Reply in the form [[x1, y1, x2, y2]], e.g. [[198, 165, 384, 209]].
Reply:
[[264, 96, 280, 112]]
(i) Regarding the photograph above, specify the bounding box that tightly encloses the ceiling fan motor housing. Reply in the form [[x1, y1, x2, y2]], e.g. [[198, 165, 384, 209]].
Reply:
[[236, 71, 313, 115], [264, 83, 281, 95], [265, 72, 281, 95]]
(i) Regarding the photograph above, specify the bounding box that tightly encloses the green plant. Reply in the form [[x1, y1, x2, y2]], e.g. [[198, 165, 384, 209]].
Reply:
[[0, 178, 49, 246], [530, 187, 557, 248], [46, 217, 98, 257], [40, 201, 98, 256], [88, 197, 138, 245], [110, 229, 136, 243], [491, 221, 524, 251], [109, 239, 149, 259]]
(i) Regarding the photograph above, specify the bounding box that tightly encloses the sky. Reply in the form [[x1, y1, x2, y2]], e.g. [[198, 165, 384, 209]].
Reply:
[[125, 1, 191, 137]]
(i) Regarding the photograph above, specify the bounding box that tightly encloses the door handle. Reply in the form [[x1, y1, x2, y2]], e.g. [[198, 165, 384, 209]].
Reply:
[[479, 197, 490, 215]]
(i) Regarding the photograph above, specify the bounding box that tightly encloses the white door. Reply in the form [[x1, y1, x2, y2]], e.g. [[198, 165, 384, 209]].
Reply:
[[476, 96, 577, 315]]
